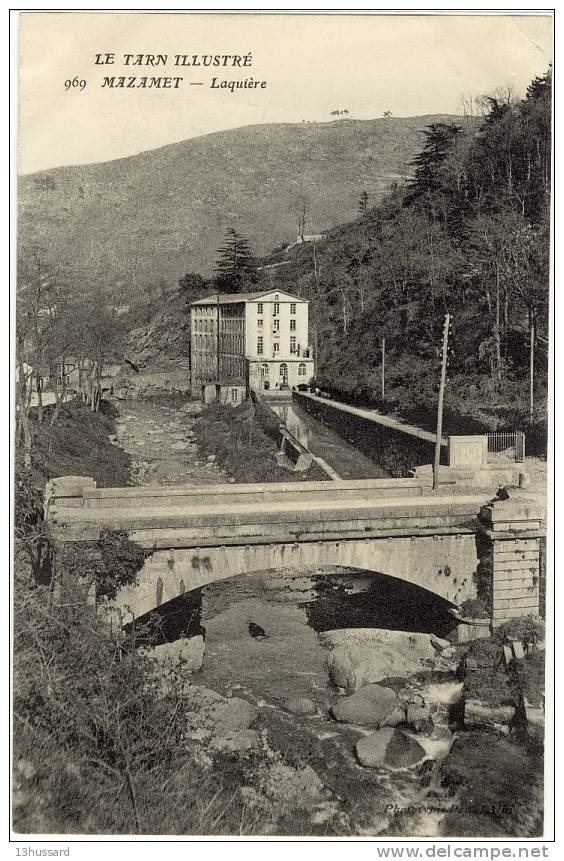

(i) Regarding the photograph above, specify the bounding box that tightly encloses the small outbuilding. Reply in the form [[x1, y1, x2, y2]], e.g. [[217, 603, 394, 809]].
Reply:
[[201, 380, 247, 407]]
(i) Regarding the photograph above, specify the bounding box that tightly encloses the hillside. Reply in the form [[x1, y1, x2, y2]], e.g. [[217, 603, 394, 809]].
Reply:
[[258, 73, 551, 449], [18, 116, 460, 292]]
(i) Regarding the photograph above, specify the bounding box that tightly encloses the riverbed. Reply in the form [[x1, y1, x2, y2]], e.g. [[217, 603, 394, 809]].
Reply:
[[114, 396, 460, 835]]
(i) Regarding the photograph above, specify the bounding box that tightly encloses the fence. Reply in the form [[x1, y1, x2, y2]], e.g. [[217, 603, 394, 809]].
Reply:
[[487, 432, 526, 463]]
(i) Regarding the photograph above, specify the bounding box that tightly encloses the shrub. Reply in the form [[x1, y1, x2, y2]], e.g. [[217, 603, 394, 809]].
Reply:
[[59, 529, 148, 601], [12, 571, 265, 835], [440, 731, 543, 837], [459, 597, 490, 620], [509, 651, 545, 708], [491, 616, 545, 646]]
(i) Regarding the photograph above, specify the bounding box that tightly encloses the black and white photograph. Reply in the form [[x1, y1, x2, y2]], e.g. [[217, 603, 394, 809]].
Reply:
[[11, 9, 554, 842]]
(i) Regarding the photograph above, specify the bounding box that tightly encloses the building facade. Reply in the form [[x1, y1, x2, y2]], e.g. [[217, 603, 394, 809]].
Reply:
[[190, 290, 314, 397]]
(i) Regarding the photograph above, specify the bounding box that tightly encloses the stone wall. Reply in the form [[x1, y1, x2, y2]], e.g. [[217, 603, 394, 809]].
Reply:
[[112, 367, 190, 399], [293, 392, 446, 477]]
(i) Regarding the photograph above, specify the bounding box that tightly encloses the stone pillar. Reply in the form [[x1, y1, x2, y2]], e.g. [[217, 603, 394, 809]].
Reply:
[[478, 497, 543, 623]]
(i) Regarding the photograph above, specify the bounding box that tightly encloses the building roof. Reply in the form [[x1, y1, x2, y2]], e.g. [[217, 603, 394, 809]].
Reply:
[[190, 289, 307, 307]]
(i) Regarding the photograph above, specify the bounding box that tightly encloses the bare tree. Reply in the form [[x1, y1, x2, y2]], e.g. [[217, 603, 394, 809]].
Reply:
[[16, 251, 73, 461], [292, 194, 310, 240]]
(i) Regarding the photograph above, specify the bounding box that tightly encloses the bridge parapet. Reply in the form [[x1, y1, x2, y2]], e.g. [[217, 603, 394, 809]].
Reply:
[[45, 476, 428, 517], [45, 475, 485, 549]]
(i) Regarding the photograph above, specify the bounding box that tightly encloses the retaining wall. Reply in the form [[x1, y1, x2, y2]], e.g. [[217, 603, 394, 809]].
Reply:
[[294, 392, 448, 477]]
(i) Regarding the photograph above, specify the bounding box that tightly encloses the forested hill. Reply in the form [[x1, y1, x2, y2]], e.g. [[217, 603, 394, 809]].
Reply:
[[262, 71, 551, 443], [18, 115, 460, 291]]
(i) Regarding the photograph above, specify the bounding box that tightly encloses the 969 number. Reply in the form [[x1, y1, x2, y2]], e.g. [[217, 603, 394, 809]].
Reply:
[[64, 77, 87, 91]]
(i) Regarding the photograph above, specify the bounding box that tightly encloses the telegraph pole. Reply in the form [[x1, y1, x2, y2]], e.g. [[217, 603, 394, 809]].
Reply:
[[529, 315, 535, 419], [216, 292, 220, 385], [433, 313, 450, 492], [381, 337, 386, 401]]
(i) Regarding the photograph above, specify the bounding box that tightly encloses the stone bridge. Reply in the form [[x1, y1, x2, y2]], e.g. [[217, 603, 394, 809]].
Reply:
[[45, 476, 544, 624]]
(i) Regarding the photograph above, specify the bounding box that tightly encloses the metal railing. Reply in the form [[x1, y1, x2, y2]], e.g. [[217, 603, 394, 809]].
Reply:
[[487, 431, 526, 463]]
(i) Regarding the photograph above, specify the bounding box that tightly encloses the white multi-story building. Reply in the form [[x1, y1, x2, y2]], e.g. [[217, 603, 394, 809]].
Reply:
[[190, 289, 314, 398]]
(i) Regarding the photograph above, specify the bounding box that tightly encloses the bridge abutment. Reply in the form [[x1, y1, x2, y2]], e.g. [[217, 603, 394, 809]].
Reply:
[[478, 498, 543, 623]]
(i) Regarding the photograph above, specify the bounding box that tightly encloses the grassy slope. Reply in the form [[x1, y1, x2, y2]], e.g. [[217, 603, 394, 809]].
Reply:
[[192, 401, 328, 483], [18, 116, 459, 288], [30, 398, 131, 488]]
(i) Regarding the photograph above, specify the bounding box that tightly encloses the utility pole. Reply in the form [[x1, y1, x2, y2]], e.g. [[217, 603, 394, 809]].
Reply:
[[248, 398, 254, 446], [433, 313, 450, 492], [529, 314, 535, 419], [216, 293, 220, 388], [381, 337, 386, 401]]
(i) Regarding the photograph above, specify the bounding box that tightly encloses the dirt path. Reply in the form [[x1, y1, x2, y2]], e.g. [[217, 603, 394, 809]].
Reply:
[[114, 398, 229, 487]]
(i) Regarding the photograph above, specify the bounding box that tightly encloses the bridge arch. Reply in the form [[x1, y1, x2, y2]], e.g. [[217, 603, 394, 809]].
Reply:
[[114, 534, 480, 622], [125, 564, 463, 646]]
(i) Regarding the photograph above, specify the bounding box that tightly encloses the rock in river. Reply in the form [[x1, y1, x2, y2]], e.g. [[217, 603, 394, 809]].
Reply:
[[324, 629, 445, 693], [330, 684, 401, 728], [186, 686, 259, 743], [283, 696, 317, 716], [262, 764, 323, 803], [356, 728, 426, 770], [211, 729, 261, 753], [208, 696, 259, 735], [406, 704, 434, 734], [144, 635, 205, 672]]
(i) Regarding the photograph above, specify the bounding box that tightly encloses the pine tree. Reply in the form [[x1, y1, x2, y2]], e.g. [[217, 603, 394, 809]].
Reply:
[[358, 190, 369, 216], [214, 228, 258, 293], [407, 122, 461, 199]]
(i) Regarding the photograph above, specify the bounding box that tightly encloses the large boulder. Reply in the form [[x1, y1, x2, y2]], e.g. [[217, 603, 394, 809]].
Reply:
[[330, 684, 401, 728], [324, 629, 446, 693], [208, 697, 258, 735], [356, 728, 426, 769], [185, 686, 258, 743], [383, 705, 407, 728], [147, 635, 205, 672]]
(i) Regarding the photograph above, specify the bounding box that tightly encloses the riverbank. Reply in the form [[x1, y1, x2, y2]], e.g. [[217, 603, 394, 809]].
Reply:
[[14, 395, 545, 837], [29, 398, 131, 488], [191, 400, 329, 483]]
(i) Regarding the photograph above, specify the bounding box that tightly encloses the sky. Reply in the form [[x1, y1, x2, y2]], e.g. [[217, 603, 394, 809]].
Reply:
[[18, 11, 553, 175]]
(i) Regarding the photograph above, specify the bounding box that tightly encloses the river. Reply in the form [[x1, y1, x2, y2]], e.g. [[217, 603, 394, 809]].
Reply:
[[115, 397, 460, 835]]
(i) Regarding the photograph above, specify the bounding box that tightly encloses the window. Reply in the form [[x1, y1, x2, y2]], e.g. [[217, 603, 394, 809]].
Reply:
[[290, 336, 297, 353], [298, 362, 307, 376], [290, 319, 296, 331], [257, 337, 263, 355], [273, 303, 280, 316], [275, 294, 279, 300], [273, 319, 280, 333], [257, 318, 263, 328], [257, 302, 263, 314], [273, 342, 280, 353], [231, 389, 239, 402], [290, 303, 296, 315]]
